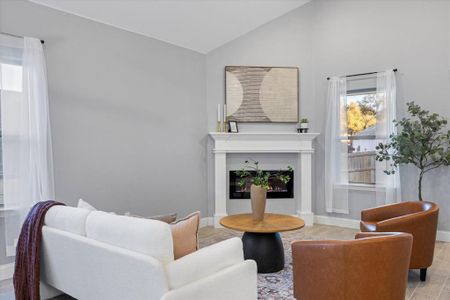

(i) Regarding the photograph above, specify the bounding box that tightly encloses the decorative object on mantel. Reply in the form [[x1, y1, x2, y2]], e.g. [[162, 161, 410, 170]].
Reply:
[[216, 103, 222, 132], [297, 118, 309, 133], [225, 66, 299, 123], [216, 103, 230, 132], [223, 104, 228, 132], [237, 159, 292, 221], [228, 121, 239, 133], [376, 102, 450, 201]]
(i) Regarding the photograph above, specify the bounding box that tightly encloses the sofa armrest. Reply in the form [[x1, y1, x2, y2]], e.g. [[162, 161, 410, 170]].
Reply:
[[165, 237, 246, 290], [162, 260, 257, 300]]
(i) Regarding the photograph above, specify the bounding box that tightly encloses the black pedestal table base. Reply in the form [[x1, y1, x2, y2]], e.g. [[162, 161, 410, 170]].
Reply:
[[242, 232, 284, 273]]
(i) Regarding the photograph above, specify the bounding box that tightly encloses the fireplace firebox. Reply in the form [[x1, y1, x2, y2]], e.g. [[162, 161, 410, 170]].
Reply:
[[229, 170, 294, 199]]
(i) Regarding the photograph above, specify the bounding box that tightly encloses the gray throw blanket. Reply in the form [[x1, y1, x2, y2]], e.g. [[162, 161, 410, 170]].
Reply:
[[13, 200, 65, 300]]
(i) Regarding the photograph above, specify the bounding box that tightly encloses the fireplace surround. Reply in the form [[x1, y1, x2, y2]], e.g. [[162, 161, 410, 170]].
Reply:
[[209, 132, 319, 227]]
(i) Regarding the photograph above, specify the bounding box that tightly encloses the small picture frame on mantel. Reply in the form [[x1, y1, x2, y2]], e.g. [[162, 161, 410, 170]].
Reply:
[[228, 121, 239, 133]]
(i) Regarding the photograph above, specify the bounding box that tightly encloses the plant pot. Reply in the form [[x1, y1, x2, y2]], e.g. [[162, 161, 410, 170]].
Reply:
[[298, 123, 309, 133], [250, 184, 267, 221]]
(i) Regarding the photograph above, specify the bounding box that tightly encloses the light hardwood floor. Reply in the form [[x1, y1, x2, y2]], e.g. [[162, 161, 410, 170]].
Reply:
[[198, 224, 450, 300], [1, 224, 449, 300]]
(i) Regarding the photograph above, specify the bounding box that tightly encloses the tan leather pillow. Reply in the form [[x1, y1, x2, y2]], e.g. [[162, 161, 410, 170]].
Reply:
[[170, 211, 200, 259]]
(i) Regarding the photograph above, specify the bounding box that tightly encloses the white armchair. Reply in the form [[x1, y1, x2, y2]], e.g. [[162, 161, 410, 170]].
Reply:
[[40, 207, 257, 300]]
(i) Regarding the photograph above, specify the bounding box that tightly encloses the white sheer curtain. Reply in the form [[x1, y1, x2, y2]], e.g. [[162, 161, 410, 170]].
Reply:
[[325, 77, 349, 213], [1, 35, 54, 256], [375, 70, 401, 205], [325, 70, 400, 214]]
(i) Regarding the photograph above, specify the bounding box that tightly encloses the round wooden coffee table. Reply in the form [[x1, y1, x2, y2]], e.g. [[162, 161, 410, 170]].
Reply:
[[220, 213, 305, 273]]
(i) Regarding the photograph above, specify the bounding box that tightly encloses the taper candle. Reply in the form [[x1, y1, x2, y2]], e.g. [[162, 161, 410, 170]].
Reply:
[[216, 104, 222, 132], [217, 104, 221, 122], [223, 104, 227, 132], [223, 104, 227, 121]]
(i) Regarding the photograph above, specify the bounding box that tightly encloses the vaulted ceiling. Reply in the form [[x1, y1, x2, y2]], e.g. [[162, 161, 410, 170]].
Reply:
[[29, 0, 310, 53]]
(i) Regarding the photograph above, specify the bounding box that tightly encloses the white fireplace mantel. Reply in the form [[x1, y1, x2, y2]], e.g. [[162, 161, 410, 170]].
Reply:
[[209, 132, 319, 227]]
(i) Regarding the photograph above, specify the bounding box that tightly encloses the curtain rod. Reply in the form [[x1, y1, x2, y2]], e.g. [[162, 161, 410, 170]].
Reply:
[[327, 68, 397, 80], [0, 31, 44, 44]]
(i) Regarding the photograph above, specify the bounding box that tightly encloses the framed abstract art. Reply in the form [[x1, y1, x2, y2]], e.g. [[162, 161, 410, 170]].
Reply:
[[225, 66, 299, 123]]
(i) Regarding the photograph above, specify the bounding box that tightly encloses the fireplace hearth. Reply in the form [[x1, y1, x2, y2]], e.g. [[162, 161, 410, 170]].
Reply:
[[229, 170, 294, 199]]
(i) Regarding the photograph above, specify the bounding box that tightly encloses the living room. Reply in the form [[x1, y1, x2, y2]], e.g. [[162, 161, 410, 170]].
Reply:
[[1, 0, 449, 299]]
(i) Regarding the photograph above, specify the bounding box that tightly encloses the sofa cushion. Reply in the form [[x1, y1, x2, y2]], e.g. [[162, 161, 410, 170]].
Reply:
[[45, 206, 92, 236], [86, 211, 174, 264]]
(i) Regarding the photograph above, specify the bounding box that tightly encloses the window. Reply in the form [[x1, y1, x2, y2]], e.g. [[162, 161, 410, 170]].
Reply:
[[0, 63, 23, 92], [325, 71, 398, 213], [343, 88, 381, 185], [0, 60, 24, 206], [1, 35, 54, 257]]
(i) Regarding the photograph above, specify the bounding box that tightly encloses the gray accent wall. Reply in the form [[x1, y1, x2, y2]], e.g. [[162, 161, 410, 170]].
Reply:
[[0, 0, 207, 264], [206, 0, 450, 231]]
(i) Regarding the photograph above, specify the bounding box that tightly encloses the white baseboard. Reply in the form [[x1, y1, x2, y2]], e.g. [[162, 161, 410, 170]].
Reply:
[[0, 263, 14, 281], [202, 214, 450, 242], [314, 215, 360, 229], [314, 215, 450, 242], [213, 214, 227, 228], [296, 211, 314, 226], [437, 230, 450, 242], [200, 217, 213, 228]]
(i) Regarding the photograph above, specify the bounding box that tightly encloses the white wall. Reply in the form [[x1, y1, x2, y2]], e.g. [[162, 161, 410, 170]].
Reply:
[[0, 0, 207, 265], [206, 0, 450, 230]]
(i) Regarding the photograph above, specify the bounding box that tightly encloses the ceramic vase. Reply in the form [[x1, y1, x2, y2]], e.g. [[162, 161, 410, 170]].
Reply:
[[250, 184, 267, 221]]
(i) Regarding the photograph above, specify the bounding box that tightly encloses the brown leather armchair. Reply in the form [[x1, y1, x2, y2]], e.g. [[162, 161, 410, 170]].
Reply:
[[292, 232, 413, 300], [360, 201, 439, 281]]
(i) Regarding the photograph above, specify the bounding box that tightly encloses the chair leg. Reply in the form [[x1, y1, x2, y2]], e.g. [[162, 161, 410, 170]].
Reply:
[[420, 268, 427, 282]]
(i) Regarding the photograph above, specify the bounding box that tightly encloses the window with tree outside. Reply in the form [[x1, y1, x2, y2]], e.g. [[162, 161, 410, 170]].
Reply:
[[344, 88, 383, 185]]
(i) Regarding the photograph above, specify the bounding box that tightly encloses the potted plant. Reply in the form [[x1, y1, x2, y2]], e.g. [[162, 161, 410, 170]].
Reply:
[[237, 159, 292, 221], [297, 118, 309, 133], [376, 102, 450, 200]]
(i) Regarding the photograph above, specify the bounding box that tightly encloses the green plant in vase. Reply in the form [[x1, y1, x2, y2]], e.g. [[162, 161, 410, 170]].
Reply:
[[237, 159, 292, 220], [297, 118, 309, 133]]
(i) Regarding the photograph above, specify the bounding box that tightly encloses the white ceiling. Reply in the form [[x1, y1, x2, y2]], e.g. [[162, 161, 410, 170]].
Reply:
[[29, 0, 310, 53]]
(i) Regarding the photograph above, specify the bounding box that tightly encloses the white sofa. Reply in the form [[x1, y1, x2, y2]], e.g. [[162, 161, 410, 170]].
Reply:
[[39, 206, 257, 300]]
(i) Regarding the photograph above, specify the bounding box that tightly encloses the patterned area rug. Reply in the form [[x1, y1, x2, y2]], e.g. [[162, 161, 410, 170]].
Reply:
[[256, 246, 294, 299]]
